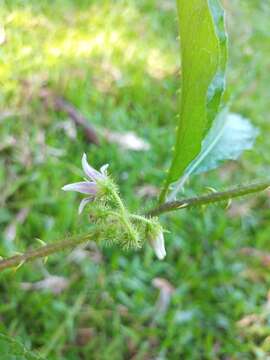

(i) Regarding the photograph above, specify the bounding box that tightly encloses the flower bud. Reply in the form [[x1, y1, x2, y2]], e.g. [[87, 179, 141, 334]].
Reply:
[[150, 230, 166, 260]]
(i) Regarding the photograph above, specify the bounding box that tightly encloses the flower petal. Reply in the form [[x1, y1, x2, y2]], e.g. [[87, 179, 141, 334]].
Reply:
[[100, 163, 109, 176], [151, 231, 166, 260], [82, 153, 102, 180], [62, 181, 97, 195], [78, 197, 93, 214]]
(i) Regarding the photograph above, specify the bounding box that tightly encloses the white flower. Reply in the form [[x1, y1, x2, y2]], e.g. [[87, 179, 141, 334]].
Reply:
[[62, 153, 108, 214], [150, 230, 166, 260]]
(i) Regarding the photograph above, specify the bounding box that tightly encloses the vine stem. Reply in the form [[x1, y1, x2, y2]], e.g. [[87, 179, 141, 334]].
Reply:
[[0, 180, 269, 272], [147, 179, 270, 217], [0, 233, 93, 272]]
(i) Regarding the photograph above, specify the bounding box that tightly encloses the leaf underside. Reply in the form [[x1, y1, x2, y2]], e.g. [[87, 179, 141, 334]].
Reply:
[[168, 112, 259, 200], [190, 112, 259, 175]]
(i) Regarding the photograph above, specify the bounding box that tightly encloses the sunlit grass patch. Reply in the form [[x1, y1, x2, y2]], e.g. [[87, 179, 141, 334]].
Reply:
[[1, 1, 178, 106]]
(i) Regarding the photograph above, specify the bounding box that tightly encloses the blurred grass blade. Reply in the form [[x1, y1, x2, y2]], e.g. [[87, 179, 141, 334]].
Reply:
[[160, 0, 227, 202], [0, 333, 43, 359], [169, 112, 259, 200]]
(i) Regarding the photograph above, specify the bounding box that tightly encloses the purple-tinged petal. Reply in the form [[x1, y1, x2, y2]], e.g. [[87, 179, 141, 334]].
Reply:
[[78, 197, 93, 214], [62, 181, 97, 195], [100, 164, 109, 176], [82, 153, 102, 181]]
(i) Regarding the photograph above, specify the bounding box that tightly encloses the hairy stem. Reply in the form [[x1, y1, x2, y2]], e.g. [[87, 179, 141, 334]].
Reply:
[[147, 180, 270, 217], [0, 180, 269, 272], [0, 233, 93, 272], [111, 190, 140, 247]]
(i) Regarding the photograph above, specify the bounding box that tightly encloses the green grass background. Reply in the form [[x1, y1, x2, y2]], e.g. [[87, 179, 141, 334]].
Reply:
[[1, 0, 270, 358]]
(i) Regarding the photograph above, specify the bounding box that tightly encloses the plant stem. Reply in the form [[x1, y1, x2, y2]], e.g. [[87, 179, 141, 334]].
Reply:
[[111, 190, 140, 247], [129, 214, 153, 224], [0, 233, 93, 272], [0, 180, 269, 272], [147, 180, 270, 217]]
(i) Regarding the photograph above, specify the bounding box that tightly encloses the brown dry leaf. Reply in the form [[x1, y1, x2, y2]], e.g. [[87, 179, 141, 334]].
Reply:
[[76, 328, 95, 346], [227, 198, 256, 218], [21, 275, 69, 295], [240, 247, 270, 267], [237, 314, 262, 328], [240, 268, 265, 282], [238, 292, 270, 351], [4, 208, 29, 243], [152, 277, 175, 314], [103, 130, 150, 151], [117, 304, 129, 317], [136, 184, 159, 198], [68, 243, 103, 264]]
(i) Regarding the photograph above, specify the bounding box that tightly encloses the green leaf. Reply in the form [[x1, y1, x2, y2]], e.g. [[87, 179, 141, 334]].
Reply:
[[0, 333, 43, 360], [160, 0, 227, 201], [168, 112, 259, 200]]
